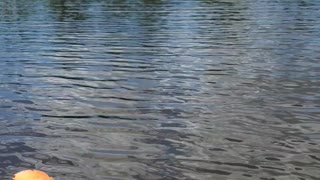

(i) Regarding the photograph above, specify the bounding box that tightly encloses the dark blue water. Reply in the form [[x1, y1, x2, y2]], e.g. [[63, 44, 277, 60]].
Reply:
[[0, 0, 320, 179]]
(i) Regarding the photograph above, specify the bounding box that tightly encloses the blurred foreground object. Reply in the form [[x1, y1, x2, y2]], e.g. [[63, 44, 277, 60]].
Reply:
[[13, 170, 53, 180]]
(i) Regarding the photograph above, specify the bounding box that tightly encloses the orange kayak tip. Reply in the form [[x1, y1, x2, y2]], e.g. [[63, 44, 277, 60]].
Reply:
[[13, 170, 53, 180]]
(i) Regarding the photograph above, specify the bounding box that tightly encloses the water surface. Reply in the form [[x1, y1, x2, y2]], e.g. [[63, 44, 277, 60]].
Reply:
[[0, 0, 320, 179]]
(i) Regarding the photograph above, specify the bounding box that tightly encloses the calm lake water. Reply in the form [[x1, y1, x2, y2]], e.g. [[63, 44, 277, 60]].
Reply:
[[0, 0, 320, 179]]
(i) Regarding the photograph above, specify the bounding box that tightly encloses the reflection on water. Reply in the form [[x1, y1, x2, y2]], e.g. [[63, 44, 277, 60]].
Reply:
[[0, 0, 320, 179]]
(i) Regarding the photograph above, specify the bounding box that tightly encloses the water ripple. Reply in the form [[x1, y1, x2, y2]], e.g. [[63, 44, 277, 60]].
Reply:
[[0, 0, 319, 179]]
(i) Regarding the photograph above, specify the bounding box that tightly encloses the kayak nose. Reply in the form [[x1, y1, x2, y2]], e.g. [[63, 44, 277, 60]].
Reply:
[[13, 170, 53, 180]]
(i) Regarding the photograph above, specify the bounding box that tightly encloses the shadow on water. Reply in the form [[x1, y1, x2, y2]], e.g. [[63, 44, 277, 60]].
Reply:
[[0, 0, 320, 179]]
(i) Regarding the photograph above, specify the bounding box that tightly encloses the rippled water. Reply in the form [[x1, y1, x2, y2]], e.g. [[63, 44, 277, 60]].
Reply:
[[0, 0, 320, 179]]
